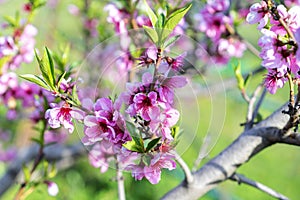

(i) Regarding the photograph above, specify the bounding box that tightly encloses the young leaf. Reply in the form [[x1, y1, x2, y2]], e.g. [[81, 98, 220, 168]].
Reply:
[[44, 47, 56, 86], [61, 44, 70, 66], [171, 126, 180, 139], [19, 74, 50, 90], [57, 71, 67, 89], [155, 13, 165, 29], [71, 85, 81, 106], [123, 140, 144, 153], [48, 164, 57, 178], [163, 34, 181, 49], [22, 165, 31, 182], [143, 25, 158, 44], [35, 50, 55, 90], [145, 137, 161, 152], [143, 0, 157, 27], [126, 121, 144, 149], [3, 15, 17, 27], [234, 61, 244, 91], [31, 137, 43, 145], [163, 3, 192, 39]]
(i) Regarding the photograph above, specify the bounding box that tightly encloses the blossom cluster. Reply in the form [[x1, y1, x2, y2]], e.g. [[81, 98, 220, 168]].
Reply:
[[104, 3, 151, 74], [246, 1, 300, 94], [196, 0, 246, 65], [75, 45, 187, 184], [1, 24, 37, 73]]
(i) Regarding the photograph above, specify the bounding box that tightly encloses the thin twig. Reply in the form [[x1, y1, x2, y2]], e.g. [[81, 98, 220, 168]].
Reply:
[[192, 134, 211, 172], [116, 161, 126, 200], [230, 173, 289, 200], [245, 84, 264, 130], [173, 151, 193, 184], [250, 88, 267, 125]]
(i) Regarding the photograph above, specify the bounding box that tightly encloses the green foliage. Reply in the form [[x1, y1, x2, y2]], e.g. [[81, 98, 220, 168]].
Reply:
[[233, 61, 245, 91], [143, 0, 157, 26], [143, 25, 158, 44], [143, 2, 192, 48], [19, 74, 50, 90], [123, 121, 145, 153], [145, 137, 161, 152]]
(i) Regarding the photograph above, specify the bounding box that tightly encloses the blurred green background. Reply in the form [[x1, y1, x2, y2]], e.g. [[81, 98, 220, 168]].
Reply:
[[1, 0, 300, 199]]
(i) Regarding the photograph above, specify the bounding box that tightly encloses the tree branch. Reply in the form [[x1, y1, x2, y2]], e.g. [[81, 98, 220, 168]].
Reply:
[[174, 151, 194, 184], [161, 103, 292, 200], [229, 173, 289, 200]]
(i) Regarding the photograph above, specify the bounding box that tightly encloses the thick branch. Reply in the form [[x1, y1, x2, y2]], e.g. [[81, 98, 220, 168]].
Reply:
[[161, 103, 292, 200]]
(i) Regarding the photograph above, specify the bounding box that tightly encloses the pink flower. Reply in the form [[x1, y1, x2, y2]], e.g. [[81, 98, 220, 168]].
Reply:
[[270, 5, 300, 35], [83, 97, 130, 145], [295, 28, 300, 60], [0, 36, 17, 58], [218, 38, 247, 58], [45, 103, 85, 133], [246, 1, 269, 30], [133, 92, 160, 121], [84, 18, 99, 38], [166, 54, 185, 72], [68, 4, 80, 16], [127, 153, 176, 184], [0, 146, 16, 162], [138, 48, 157, 66], [88, 141, 115, 173], [206, 0, 230, 13], [45, 181, 59, 196], [3, 24, 37, 71], [44, 130, 68, 144], [104, 4, 130, 34], [0, 72, 18, 95], [264, 69, 287, 94], [150, 108, 180, 140], [198, 12, 231, 41]]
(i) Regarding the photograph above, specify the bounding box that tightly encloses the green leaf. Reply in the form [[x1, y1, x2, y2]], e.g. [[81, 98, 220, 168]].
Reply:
[[126, 121, 144, 149], [35, 50, 55, 90], [171, 126, 180, 139], [71, 85, 81, 106], [143, 25, 158, 44], [61, 44, 70, 66], [164, 3, 192, 36], [48, 164, 57, 178], [145, 137, 161, 152], [0, 56, 12, 70], [155, 13, 165, 29], [233, 61, 244, 91], [44, 47, 55, 86], [163, 34, 181, 49], [31, 137, 43, 145], [123, 140, 144, 153], [19, 74, 50, 90], [3, 15, 17, 27], [57, 71, 67, 89], [22, 165, 31, 182], [143, 0, 157, 27]]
